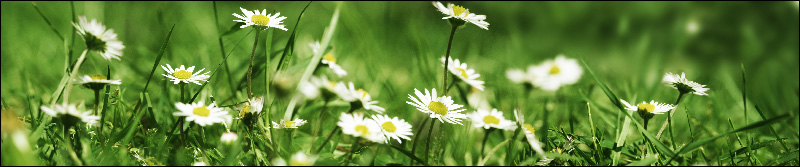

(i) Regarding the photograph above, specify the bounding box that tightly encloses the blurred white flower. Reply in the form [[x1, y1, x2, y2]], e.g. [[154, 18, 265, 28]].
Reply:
[[76, 74, 121, 90], [322, 53, 347, 77], [272, 151, 318, 166], [40, 103, 100, 126], [308, 75, 351, 100], [686, 19, 701, 35], [663, 72, 709, 96], [529, 54, 583, 91], [220, 132, 238, 144], [371, 114, 413, 144], [72, 16, 125, 61], [161, 64, 210, 85], [337, 112, 384, 142], [469, 108, 516, 130], [272, 118, 308, 129], [441, 57, 485, 91], [344, 82, 385, 113], [173, 101, 228, 126], [233, 7, 288, 31], [432, 1, 490, 29], [406, 88, 467, 125]]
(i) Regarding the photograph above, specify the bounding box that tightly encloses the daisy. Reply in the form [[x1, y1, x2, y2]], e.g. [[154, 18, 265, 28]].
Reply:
[[441, 57, 485, 91], [371, 114, 413, 144], [432, 1, 490, 29], [173, 101, 228, 126], [322, 53, 347, 77], [233, 7, 288, 31], [469, 108, 516, 130], [620, 99, 675, 120], [529, 55, 583, 91], [272, 118, 308, 129], [220, 132, 238, 144], [161, 64, 211, 85], [662, 72, 709, 96], [308, 75, 351, 101], [72, 16, 125, 61], [309, 41, 322, 55], [238, 96, 264, 118], [344, 82, 385, 113], [406, 88, 467, 125], [505, 65, 540, 85], [76, 74, 121, 89], [272, 151, 318, 166], [41, 103, 100, 126], [337, 112, 385, 143], [298, 80, 320, 99]]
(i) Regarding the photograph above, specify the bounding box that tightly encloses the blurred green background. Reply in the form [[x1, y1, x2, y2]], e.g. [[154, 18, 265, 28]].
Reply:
[[1, 1, 798, 165]]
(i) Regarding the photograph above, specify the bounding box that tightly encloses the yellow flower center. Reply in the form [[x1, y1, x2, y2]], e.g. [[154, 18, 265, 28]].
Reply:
[[284, 121, 294, 127], [173, 70, 192, 79], [637, 102, 656, 113], [552, 148, 563, 153], [523, 124, 535, 135], [483, 115, 500, 125], [289, 158, 312, 166], [239, 104, 251, 118], [355, 125, 370, 136], [357, 89, 367, 99], [549, 65, 560, 75], [456, 68, 469, 79], [251, 14, 270, 26], [328, 81, 338, 88], [452, 5, 470, 16], [381, 121, 396, 133], [324, 53, 336, 63], [89, 75, 107, 80], [428, 101, 448, 116], [193, 106, 210, 117]]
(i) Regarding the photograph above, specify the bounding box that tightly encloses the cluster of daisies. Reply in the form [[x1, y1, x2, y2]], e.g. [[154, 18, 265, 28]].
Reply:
[[618, 72, 709, 126]]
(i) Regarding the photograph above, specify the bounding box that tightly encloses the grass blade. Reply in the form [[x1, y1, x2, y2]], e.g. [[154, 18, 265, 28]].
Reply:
[[142, 25, 175, 92], [274, 1, 313, 74]]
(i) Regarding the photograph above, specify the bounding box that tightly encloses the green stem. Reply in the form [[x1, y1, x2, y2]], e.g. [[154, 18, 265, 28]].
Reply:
[[312, 100, 329, 151], [481, 128, 494, 159], [247, 30, 261, 98], [656, 92, 685, 139], [344, 138, 362, 166], [409, 117, 430, 166], [316, 126, 340, 154], [442, 25, 458, 94], [180, 83, 186, 103], [63, 125, 83, 166], [424, 119, 436, 164], [62, 49, 89, 103]]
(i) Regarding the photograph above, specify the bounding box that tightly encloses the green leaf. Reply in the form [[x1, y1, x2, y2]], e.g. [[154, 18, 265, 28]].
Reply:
[[274, 1, 313, 73], [222, 22, 246, 36], [388, 145, 427, 166], [142, 25, 175, 92], [579, 58, 623, 111], [627, 156, 658, 166]]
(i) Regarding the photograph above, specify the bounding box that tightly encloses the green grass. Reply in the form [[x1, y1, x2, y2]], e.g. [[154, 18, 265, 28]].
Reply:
[[1, 1, 799, 166]]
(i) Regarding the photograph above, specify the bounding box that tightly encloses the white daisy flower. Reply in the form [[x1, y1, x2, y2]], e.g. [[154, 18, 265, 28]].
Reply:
[[192, 161, 207, 166], [309, 41, 322, 55], [620, 99, 675, 115], [406, 88, 467, 125], [272, 119, 308, 129], [512, 109, 545, 157], [238, 96, 264, 118], [662, 72, 709, 96], [298, 80, 321, 99], [173, 101, 228, 126], [505, 65, 541, 86], [441, 57, 485, 91], [308, 76, 351, 100], [72, 16, 125, 61], [371, 114, 413, 144], [344, 82, 385, 113], [432, 1, 490, 30], [41, 103, 100, 126], [529, 55, 583, 91], [76, 74, 121, 89], [469, 108, 516, 130], [467, 88, 492, 111], [321, 53, 347, 77], [337, 112, 385, 143], [272, 151, 318, 166], [233, 7, 288, 31], [161, 64, 211, 85]]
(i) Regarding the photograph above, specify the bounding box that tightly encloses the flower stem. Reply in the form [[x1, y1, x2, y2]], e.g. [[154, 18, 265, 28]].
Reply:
[[480, 128, 494, 159], [180, 83, 186, 103], [409, 117, 430, 166], [655, 92, 685, 139], [63, 125, 83, 166], [247, 30, 261, 98], [344, 138, 362, 166], [424, 118, 436, 164], [312, 99, 329, 150], [316, 126, 340, 154], [442, 25, 458, 95], [93, 88, 101, 116], [62, 49, 89, 103]]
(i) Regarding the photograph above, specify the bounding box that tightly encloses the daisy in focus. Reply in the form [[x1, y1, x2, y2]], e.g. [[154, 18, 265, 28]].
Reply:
[[337, 112, 384, 143], [173, 101, 228, 126], [528, 54, 583, 91], [620, 99, 675, 123], [371, 114, 413, 144], [238, 96, 264, 118], [344, 82, 385, 113], [321, 53, 348, 77], [663, 72, 709, 96], [432, 1, 490, 29], [161, 64, 211, 85], [406, 88, 467, 125], [469, 108, 516, 130], [272, 151, 318, 166], [76, 74, 121, 90], [72, 16, 125, 61], [41, 103, 100, 126], [441, 57, 485, 91], [272, 118, 308, 129], [233, 7, 288, 31]]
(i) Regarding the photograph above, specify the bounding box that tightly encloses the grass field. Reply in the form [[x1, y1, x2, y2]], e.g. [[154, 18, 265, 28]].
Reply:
[[1, 1, 798, 166]]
